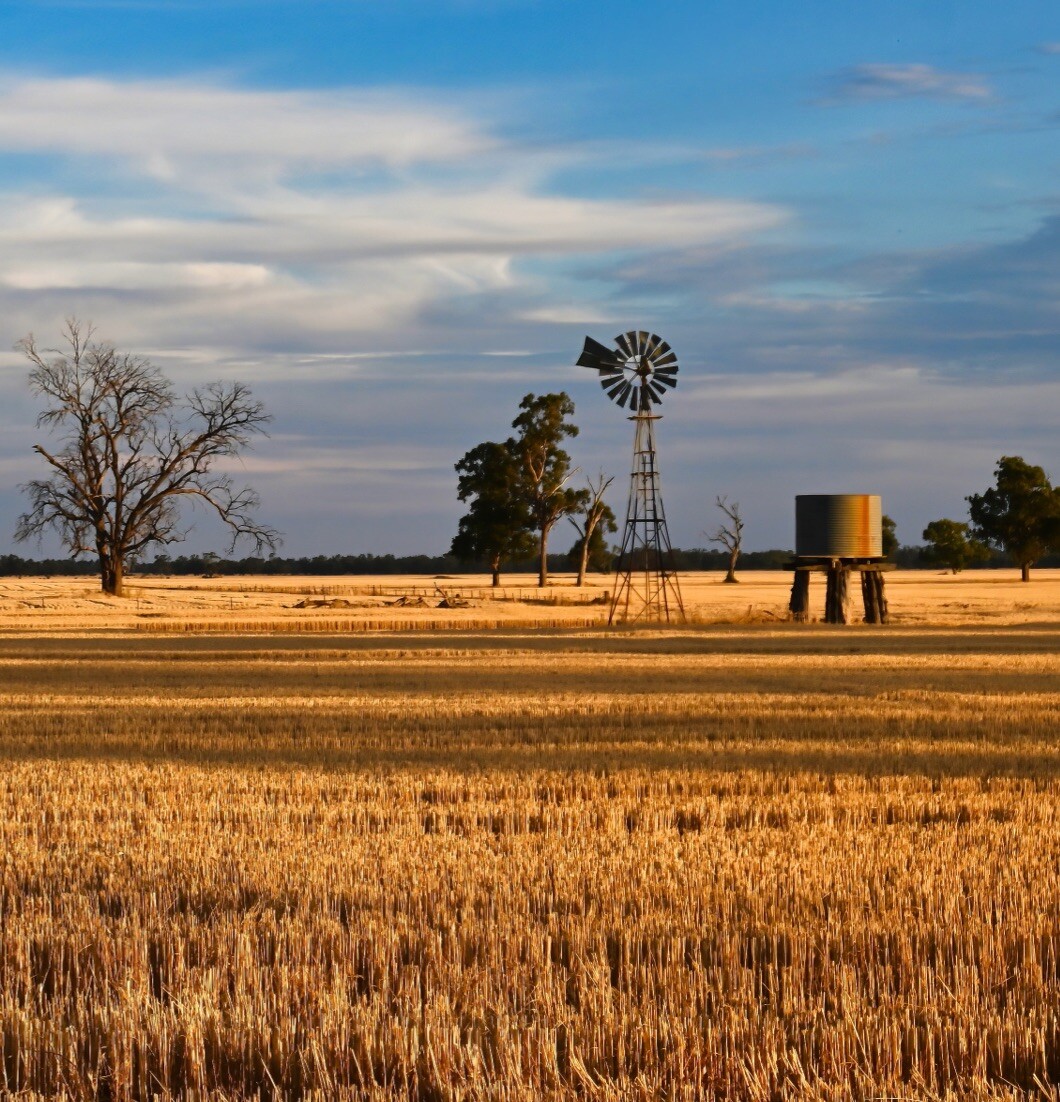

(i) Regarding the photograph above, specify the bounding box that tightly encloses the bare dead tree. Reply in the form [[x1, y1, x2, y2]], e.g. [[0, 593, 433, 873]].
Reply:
[[568, 471, 616, 587], [15, 319, 280, 596], [709, 494, 744, 584]]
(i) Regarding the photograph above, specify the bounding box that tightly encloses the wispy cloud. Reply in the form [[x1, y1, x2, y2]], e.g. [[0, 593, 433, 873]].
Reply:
[[0, 76, 787, 356], [820, 63, 993, 104], [0, 77, 493, 173], [1036, 42, 1060, 55]]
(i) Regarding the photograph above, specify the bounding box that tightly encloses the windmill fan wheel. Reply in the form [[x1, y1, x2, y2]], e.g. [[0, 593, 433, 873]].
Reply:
[[576, 331, 678, 412]]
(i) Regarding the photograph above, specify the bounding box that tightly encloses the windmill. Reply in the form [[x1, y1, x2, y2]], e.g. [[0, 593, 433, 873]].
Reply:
[[576, 331, 685, 626]]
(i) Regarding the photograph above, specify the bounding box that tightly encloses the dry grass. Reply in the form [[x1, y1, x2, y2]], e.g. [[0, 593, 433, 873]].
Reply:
[[1, 587, 1059, 1098], [2, 567, 1060, 632]]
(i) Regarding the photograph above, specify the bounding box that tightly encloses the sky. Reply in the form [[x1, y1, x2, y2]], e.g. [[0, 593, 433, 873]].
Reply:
[[0, 0, 1057, 558]]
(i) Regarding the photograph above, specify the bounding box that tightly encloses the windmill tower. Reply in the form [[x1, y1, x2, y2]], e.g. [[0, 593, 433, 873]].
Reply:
[[576, 331, 685, 626]]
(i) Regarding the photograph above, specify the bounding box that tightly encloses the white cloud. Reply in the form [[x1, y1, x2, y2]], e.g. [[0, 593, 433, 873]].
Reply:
[[0, 77, 492, 171], [822, 63, 993, 104], [521, 305, 614, 325], [3, 259, 274, 291], [0, 76, 787, 352]]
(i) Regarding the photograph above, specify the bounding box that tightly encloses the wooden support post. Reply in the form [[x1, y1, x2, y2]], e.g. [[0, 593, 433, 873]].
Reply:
[[860, 569, 890, 624], [873, 570, 889, 624], [825, 561, 853, 624], [861, 570, 879, 624], [787, 558, 891, 626], [789, 570, 810, 622]]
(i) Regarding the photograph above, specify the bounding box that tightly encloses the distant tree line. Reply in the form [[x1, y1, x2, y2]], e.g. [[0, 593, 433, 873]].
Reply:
[[4, 541, 1056, 580], [0, 546, 796, 578]]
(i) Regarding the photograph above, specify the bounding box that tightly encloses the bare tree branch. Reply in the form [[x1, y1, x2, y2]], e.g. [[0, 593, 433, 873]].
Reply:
[[568, 471, 616, 587], [708, 494, 744, 584], [15, 319, 280, 596]]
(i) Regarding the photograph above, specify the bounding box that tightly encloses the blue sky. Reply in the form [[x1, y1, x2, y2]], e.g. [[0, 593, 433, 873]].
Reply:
[[0, 0, 1057, 557]]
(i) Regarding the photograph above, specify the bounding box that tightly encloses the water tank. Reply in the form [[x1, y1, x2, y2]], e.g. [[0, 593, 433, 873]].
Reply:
[[795, 494, 882, 558]]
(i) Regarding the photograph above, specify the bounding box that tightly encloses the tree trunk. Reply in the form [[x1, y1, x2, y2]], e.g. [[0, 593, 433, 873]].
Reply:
[[100, 551, 124, 597], [1021, 562, 1031, 582], [490, 556, 501, 588], [576, 539, 589, 587], [538, 530, 549, 588], [724, 549, 738, 583]]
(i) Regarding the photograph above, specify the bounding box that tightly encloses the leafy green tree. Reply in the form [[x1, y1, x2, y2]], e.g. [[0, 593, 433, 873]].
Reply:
[[511, 393, 588, 587], [921, 519, 991, 574], [450, 441, 534, 587], [967, 456, 1060, 582], [882, 514, 899, 560]]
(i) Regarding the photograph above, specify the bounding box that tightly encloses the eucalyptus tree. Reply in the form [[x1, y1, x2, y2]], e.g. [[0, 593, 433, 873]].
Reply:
[[451, 440, 535, 587], [510, 392, 588, 587], [967, 456, 1060, 582]]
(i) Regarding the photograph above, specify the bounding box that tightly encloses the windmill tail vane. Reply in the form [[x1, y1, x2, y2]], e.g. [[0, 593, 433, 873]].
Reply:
[[576, 331, 685, 626]]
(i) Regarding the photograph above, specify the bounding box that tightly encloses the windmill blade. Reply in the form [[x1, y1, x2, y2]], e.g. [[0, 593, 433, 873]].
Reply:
[[577, 335, 620, 373], [642, 333, 663, 359], [577, 331, 680, 413]]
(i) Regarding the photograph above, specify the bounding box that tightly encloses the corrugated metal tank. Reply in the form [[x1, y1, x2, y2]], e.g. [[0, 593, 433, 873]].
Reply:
[[795, 494, 882, 558]]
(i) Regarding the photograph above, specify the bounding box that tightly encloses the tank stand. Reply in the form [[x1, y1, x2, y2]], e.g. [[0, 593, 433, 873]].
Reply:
[[785, 558, 892, 624]]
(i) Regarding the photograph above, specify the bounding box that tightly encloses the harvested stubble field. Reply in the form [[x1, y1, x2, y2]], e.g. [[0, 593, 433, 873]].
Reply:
[[1, 572, 1060, 1099], [3, 568, 1060, 632]]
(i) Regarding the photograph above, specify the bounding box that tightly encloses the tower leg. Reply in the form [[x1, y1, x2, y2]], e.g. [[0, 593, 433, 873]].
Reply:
[[608, 413, 684, 626]]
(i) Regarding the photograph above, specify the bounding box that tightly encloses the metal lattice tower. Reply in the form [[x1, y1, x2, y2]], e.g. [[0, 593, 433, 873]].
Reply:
[[576, 331, 685, 626]]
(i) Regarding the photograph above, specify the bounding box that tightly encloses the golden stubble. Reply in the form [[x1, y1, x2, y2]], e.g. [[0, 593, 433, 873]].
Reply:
[[0, 614, 1058, 1098]]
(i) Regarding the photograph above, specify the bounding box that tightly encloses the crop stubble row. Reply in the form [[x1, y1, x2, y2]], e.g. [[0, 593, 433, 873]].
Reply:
[[1, 628, 1059, 1099]]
